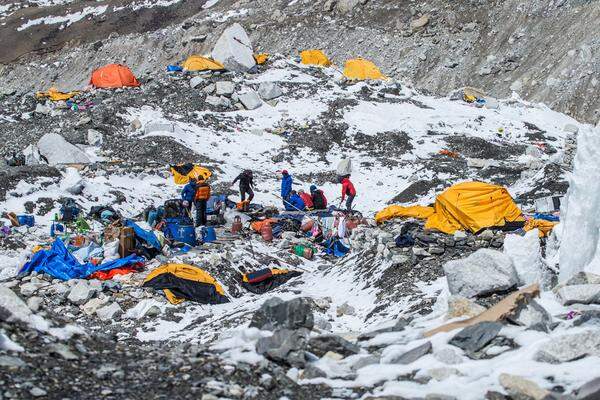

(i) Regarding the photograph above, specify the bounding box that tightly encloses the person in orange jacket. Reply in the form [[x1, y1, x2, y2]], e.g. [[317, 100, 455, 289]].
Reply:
[[194, 180, 211, 227], [340, 175, 356, 211]]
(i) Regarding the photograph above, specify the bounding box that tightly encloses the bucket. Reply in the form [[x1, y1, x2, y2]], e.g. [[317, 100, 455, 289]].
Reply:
[[293, 245, 314, 260], [17, 215, 35, 227], [260, 223, 273, 242], [202, 226, 217, 243]]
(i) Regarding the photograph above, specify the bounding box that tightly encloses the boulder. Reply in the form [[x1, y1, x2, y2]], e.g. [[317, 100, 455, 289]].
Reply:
[[0, 287, 32, 323], [499, 373, 549, 400], [446, 295, 486, 319], [507, 300, 552, 332], [336, 302, 356, 317], [258, 82, 283, 101], [534, 330, 600, 363], [336, 0, 362, 13], [255, 328, 310, 367], [444, 249, 519, 298], [250, 297, 314, 331], [576, 377, 600, 400], [302, 363, 327, 379], [411, 14, 430, 30], [23, 144, 42, 165], [389, 341, 432, 364], [433, 348, 463, 365], [556, 284, 600, 305], [215, 81, 235, 96], [190, 76, 204, 89], [573, 310, 600, 327], [87, 129, 103, 146], [66, 180, 85, 195], [211, 23, 256, 72], [565, 272, 600, 286], [37, 133, 91, 165], [96, 302, 123, 321], [238, 90, 263, 110], [19, 281, 48, 297], [307, 335, 360, 357], [448, 321, 502, 354], [349, 354, 380, 371], [67, 281, 96, 305], [82, 297, 110, 315], [205, 95, 231, 108], [504, 230, 544, 286]]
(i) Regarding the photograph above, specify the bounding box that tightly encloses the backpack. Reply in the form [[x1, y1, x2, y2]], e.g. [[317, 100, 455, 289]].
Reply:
[[313, 190, 327, 209], [195, 182, 211, 201], [60, 199, 80, 222]]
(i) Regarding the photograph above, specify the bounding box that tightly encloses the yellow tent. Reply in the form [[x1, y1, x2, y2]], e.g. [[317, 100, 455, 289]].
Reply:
[[36, 87, 78, 101], [424, 182, 524, 234], [375, 205, 435, 224], [143, 263, 228, 305], [343, 58, 385, 80], [254, 53, 269, 65], [182, 55, 224, 71], [300, 49, 331, 66], [170, 164, 212, 185], [524, 219, 557, 237]]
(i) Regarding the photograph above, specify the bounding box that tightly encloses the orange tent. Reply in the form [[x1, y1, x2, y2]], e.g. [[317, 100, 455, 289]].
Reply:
[[89, 64, 140, 89]]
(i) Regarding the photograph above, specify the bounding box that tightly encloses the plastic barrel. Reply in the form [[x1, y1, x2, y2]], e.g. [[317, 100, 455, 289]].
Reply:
[[202, 226, 217, 243], [17, 215, 35, 227], [164, 220, 197, 246]]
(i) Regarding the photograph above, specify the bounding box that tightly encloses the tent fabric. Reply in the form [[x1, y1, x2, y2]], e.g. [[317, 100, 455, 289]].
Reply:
[[19, 238, 144, 281], [254, 53, 269, 65], [241, 268, 302, 294], [170, 164, 212, 184], [424, 182, 524, 234], [124, 220, 162, 250], [89, 64, 140, 88], [300, 49, 331, 66], [343, 58, 385, 80], [90, 266, 140, 280], [375, 205, 435, 224], [36, 87, 78, 101], [182, 55, 224, 71], [143, 264, 228, 305], [524, 219, 557, 237]]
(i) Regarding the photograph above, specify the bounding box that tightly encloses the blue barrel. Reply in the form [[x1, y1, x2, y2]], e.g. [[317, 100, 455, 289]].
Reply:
[[202, 226, 217, 243], [164, 218, 197, 246], [17, 215, 35, 227]]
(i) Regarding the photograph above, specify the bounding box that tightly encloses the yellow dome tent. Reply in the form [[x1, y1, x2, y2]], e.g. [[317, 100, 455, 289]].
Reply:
[[170, 164, 212, 185], [424, 182, 524, 234], [300, 49, 332, 66], [182, 55, 224, 72], [343, 58, 385, 80], [143, 263, 228, 305], [375, 205, 435, 224]]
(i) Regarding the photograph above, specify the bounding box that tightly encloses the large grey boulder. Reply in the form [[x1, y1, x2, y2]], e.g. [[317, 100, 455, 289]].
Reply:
[[336, 0, 363, 13], [507, 300, 552, 332], [389, 341, 432, 364], [534, 330, 600, 363], [0, 286, 32, 322], [86, 129, 103, 146], [250, 297, 314, 331], [444, 249, 518, 298], [255, 328, 310, 367], [37, 133, 91, 165], [556, 284, 600, 305], [96, 302, 123, 321], [67, 281, 96, 305], [258, 82, 283, 101], [215, 81, 235, 96], [499, 373, 550, 400], [448, 321, 503, 354], [211, 23, 256, 72], [577, 377, 600, 400], [238, 90, 263, 110], [307, 335, 360, 357]]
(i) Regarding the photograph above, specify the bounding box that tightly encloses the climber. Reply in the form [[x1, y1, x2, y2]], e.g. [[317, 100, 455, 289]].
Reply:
[[285, 190, 305, 211], [298, 189, 314, 210], [310, 185, 328, 210], [194, 179, 211, 227], [181, 178, 198, 213], [280, 170, 293, 208], [232, 169, 254, 202], [340, 175, 356, 211]]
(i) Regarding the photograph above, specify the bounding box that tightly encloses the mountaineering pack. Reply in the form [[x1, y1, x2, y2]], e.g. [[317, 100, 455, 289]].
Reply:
[[195, 182, 211, 201], [60, 199, 81, 222]]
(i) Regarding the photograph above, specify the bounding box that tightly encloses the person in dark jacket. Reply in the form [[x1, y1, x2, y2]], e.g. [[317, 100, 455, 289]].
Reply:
[[280, 170, 293, 207], [181, 179, 198, 212], [232, 170, 254, 202], [310, 185, 328, 210], [340, 175, 356, 211], [285, 190, 305, 211]]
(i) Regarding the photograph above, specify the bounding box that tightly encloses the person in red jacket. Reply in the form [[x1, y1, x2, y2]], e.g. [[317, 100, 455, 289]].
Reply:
[[340, 175, 356, 211], [298, 189, 314, 210]]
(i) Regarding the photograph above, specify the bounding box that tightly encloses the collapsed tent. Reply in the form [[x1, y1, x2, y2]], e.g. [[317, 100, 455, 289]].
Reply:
[[241, 268, 302, 294], [424, 182, 525, 234], [343, 58, 385, 80], [36, 87, 78, 101], [170, 164, 212, 184], [182, 55, 224, 71], [254, 53, 269, 65], [143, 264, 229, 305], [524, 219, 557, 237], [90, 64, 140, 89], [124, 220, 162, 250], [19, 238, 144, 281], [300, 49, 331, 66], [375, 205, 435, 224]]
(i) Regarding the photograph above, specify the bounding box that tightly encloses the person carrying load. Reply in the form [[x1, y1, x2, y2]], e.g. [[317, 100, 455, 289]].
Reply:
[[232, 170, 254, 203], [195, 179, 211, 227]]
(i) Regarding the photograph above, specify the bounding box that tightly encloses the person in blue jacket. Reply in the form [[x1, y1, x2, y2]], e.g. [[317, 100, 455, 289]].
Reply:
[[285, 190, 305, 211], [181, 178, 197, 211], [280, 170, 293, 207]]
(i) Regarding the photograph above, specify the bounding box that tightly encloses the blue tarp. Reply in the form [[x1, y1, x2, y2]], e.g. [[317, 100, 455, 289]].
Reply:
[[323, 238, 350, 257], [533, 213, 560, 222], [19, 238, 144, 281], [124, 220, 162, 250]]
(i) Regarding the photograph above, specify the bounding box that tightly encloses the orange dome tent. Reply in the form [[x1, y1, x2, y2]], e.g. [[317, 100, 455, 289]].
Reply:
[[89, 64, 140, 89]]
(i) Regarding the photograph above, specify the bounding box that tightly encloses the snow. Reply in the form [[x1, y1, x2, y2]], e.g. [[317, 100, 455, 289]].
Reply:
[[203, 0, 220, 9], [559, 126, 600, 281], [504, 229, 544, 286], [17, 5, 108, 31]]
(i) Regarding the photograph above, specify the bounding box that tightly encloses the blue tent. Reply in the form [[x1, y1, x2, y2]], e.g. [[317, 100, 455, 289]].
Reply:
[[124, 220, 162, 250], [20, 238, 144, 281]]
